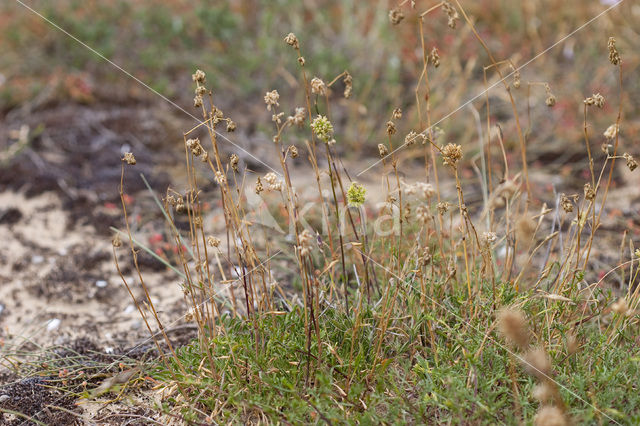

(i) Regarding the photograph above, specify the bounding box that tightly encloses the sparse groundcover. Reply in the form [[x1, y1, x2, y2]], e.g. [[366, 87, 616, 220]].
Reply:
[[2, 0, 640, 425]]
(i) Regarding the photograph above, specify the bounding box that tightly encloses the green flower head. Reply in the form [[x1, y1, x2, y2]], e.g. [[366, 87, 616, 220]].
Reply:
[[347, 182, 366, 207], [310, 115, 334, 143]]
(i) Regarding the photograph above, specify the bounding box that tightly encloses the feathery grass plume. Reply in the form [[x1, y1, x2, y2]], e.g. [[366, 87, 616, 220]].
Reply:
[[347, 182, 366, 207], [534, 406, 567, 426], [516, 215, 537, 245], [523, 347, 551, 379], [311, 115, 334, 143], [497, 308, 530, 350], [611, 298, 629, 316]]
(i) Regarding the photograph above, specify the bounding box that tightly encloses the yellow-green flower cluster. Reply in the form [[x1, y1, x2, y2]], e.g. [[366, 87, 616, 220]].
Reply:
[[347, 182, 366, 207], [310, 115, 333, 143]]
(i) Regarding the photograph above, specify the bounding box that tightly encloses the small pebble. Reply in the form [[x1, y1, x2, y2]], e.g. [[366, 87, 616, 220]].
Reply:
[[95, 280, 108, 288], [47, 318, 61, 331], [32, 255, 44, 264]]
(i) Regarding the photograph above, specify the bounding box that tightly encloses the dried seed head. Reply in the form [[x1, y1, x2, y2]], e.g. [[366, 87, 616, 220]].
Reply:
[[192, 69, 206, 84], [608, 36, 621, 66], [310, 77, 327, 96], [229, 154, 240, 172], [481, 231, 497, 247], [378, 143, 389, 157], [264, 90, 280, 111], [298, 229, 315, 256], [214, 171, 227, 185], [442, 1, 459, 28], [287, 107, 306, 127], [560, 193, 575, 213], [343, 72, 353, 98], [584, 93, 605, 108], [437, 201, 449, 215], [405, 182, 435, 199], [429, 46, 441, 68], [611, 298, 629, 315], [184, 307, 196, 322], [297, 56, 305, 66], [123, 152, 136, 165], [534, 406, 567, 426], [186, 138, 203, 157], [195, 85, 207, 96], [264, 172, 282, 191], [388, 8, 404, 25], [601, 143, 613, 155], [392, 108, 402, 120], [207, 236, 221, 248], [112, 233, 122, 248], [284, 32, 299, 49], [289, 145, 299, 158], [416, 205, 429, 224], [194, 95, 203, 108], [623, 153, 637, 171], [523, 347, 552, 378], [544, 84, 556, 107], [512, 69, 521, 89], [584, 183, 595, 201], [255, 177, 263, 194], [310, 115, 334, 143], [497, 308, 530, 350], [226, 120, 236, 132], [386, 120, 397, 136], [441, 143, 462, 167], [347, 182, 366, 207], [272, 112, 284, 124]]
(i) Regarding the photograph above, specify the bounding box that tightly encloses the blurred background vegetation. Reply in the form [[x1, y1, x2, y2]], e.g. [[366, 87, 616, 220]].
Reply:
[[1, 0, 638, 168]]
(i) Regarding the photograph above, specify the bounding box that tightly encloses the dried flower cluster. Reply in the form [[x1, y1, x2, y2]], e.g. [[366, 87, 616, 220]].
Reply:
[[264, 90, 280, 111], [123, 152, 136, 165], [442, 1, 459, 28], [310, 77, 327, 96], [284, 32, 299, 49], [311, 115, 334, 143], [441, 143, 462, 167], [389, 8, 404, 25], [608, 36, 620, 66], [584, 93, 605, 108]]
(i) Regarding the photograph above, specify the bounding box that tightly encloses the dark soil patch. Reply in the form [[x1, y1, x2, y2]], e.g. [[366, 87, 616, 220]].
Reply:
[[0, 376, 81, 425]]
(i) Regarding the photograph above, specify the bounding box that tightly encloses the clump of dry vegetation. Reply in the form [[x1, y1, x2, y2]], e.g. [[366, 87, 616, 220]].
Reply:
[[104, 1, 640, 424]]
